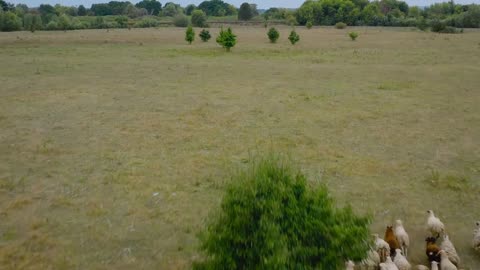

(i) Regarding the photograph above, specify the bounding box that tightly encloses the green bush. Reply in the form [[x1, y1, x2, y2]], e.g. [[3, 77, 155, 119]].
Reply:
[[348, 31, 359, 41], [191, 9, 207, 27], [115, 16, 129, 28], [199, 29, 211, 42], [46, 20, 58, 30], [306, 21, 313, 29], [288, 30, 300, 45], [57, 14, 72, 31], [0, 11, 21, 32], [430, 19, 446, 32], [185, 25, 195, 44], [335, 22, 347, 29], [267, 27, 280, 43], [134, 17, 160, 28], [195, 156, 371, 269], [23, 13, 42, 32], [173, 14, 189, 27], [216, 27, 236, 52], [91, 16, 107, 29]]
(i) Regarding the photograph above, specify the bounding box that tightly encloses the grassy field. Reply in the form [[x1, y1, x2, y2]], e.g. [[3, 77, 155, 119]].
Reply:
[[0, 26, 479, 269]]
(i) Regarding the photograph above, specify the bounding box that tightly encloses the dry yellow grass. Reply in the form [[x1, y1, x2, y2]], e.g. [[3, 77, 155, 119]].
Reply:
[[0, 26, 479, 269]]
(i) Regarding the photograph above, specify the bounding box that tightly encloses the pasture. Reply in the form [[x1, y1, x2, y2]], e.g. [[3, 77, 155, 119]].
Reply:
[[0, 26, 479, 269]]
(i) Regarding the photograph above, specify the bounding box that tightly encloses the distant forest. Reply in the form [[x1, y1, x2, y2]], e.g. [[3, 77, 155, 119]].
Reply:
[[0, 0, 479, 31]]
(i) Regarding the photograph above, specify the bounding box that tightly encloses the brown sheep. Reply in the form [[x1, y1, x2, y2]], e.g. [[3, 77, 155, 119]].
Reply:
[[385, 226, 400, 257], [426, 236, 440, 263]]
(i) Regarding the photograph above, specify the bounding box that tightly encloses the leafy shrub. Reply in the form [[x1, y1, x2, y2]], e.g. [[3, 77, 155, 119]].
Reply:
[[191, 9, 207, 27], [199, 29, 211, 42], [195, 156, 371, 269], [417, 18, 428, 31], [288, 30, 300, 45], [267, 27, 280, 43], [348, 31, 359, 41], [430, 19, 446, 32], [23, 13, 42, 32], [335, 22, 347, 29], [0, 11, 21, 32], [173, 14, 189, 27], [185, 25, 195, 44], [306, 20, 313, 29], [91, 16, 107, 29], [46, 20, 58, 30], [115, 16, 129, 28], [216, 27, 236, 52], [57, 14, 72, 31], [135, 17, 160, 28]]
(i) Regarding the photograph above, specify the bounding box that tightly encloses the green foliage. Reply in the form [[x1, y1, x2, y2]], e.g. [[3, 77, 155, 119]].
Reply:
[[195, 156, 371, 269], [57, 14, 72, 31], [198, 0, 236, 16], [92, 16, 106, 29], [0, 11, 21, 32], [430, 19, 447, 32], [78, 5, 87, 16], [135, 0, 162, 16], [23, 13, 43, 32], [46, 20, 58, 30], [267, 27, 280, 43], [185, 4, 196, 15], [199, 29, 211, 42], [173, 14, 189, 27], [191, 9, 207, 27], [349, 31, 359, 41], [335, 22, 347, 29], [162, 2, 183, 17], [115, 16, 129, 28], [216, 27, 236, 52], [288, 30, 300, 45], [134, 17, 160, 28], [306, 20, 313, 29], [185, 25, 195, 44], [238, 2, 254, 21]]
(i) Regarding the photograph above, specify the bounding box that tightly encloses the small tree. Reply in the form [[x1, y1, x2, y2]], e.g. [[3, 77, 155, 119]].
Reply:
[[335, 22, 347, 29], [267, 27, 280, 43], [288, 29, 300, 45], [216, 27, 236, 52], [199, 29, 211, 42], [23, 13, 42, 32], [191, 9, 207, 27], [238, 2, 253, 21], [349, 31, 359, 41], [0, 11, 21, 32], [173, 14, 189, 27], [57, 14, 71, 31], [185, 25, 195, 44], [195, 156, 371, 269], [306, 21, 313, 29]]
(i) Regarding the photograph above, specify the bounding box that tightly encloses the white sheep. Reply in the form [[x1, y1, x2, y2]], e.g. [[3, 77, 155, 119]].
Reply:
[[431, 261, 439, 270], [415, 265, 429, 270], [440, 234, 460, 266], [345, 260, 355, 270], [439, 250, 457, 270], [473, 221, 480, 252], [395, 220, 410, 257], [381, 257, 399, 270], [373, 233, 391, 262], [393, 249, 411, 270], [361, 249, 381, 269], [426, 210, 445, 237]]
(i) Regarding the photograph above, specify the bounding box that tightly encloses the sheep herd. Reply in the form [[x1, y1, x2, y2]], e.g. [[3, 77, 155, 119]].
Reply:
[[345, 210, 480, 270]]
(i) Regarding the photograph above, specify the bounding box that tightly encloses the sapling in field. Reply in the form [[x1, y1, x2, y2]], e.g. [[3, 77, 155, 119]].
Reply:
[[267, 27, 280, 43], [216, 27, 236, 52], [288, 29, 300, 45], [185, 25, 195, 44], [199, 29, 211, 42]]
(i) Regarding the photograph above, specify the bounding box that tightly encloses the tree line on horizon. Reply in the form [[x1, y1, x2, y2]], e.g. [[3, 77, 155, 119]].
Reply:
[[0, 0, 479, 32]]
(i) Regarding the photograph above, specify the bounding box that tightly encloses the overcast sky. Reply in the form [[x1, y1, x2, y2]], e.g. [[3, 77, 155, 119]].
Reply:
[[8, 0, 480, 9]]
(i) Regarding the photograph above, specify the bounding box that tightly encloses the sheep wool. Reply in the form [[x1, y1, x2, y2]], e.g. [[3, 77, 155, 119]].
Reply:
[[426, 210, 445, 237], [415, 265, 429, 270], [345, 260, 355, 270], [439, 250, 457, 270], [440, 235, 460, 266], [431, 261, 439, 270], [393, 249, 411, 270], [473, 221, 480, 252], [395, 219, 410, 258], [373, 233, 391, 262], [384, 257, 400, 270], [361, 249, 381, 268]]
